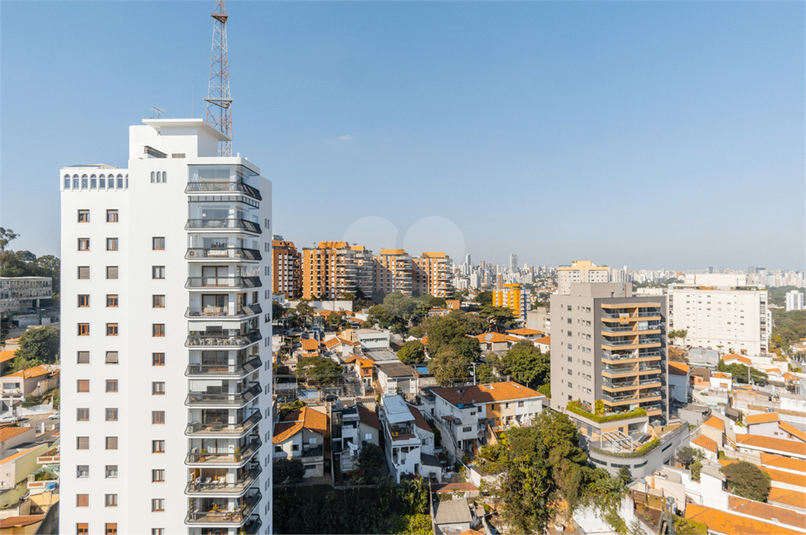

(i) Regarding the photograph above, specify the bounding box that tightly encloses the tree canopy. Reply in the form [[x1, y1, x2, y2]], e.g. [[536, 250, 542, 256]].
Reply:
[[0, 249, 60, 303], [7, 326, 60, 374], [427, 346, 473, 387], [721, 461, 771, 502], [717, 360, 768, 384], [295, 356, 343, 385], [397, 340, 426, 365], [274, 458, 305, 485], [494, 340, 550, 388]]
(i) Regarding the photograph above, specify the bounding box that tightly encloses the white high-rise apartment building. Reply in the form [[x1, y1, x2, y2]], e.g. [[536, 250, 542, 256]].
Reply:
[[786, 289, 805, 312], [668, 284, 768, 356], [60, 119, 273, 535], [557, 260, 610, 295], [509, 254, 518, 273]]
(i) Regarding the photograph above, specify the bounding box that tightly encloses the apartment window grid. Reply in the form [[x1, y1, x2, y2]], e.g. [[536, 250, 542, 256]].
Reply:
[[78, 294, 89, 307], [152, 295, 165, 308], [152, 266, 165, 279], [106, 380, 118, 393], [77, 351, 89, 364], [105, 494, 118, 507], [105, 408, 118, 421], [152, 382, 165, 395], [106, 465, 118, 478], [78, 209, 90, 222], [152, 440, 165, 453], [77, 408, 89, 421], [151, 498, 165, 512], [106, 323, 118, 336], [105, 351, 118, 364]]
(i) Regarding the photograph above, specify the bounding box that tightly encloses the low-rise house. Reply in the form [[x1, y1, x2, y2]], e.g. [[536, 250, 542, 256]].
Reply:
[[433, 497, 474, 535], [341, 328, 391, 350], [710, 372, 733, 392], [471, 332, 520, 353], [299, 337, 321, 357], [343, 354, 376, 393], [735, 435, 806, 462], [272, 406, 328, 478], [668, 362, 690, 404], [746, 412, 806, 443], [431, 381, 544, 460], [0, 366, 59, 406], [340, 404, 381, 473], [532, 335, 550, 353], [691, 434, 719, 462], [377, 362, 419, 396], [690, 367, 711, 388], [0, 427, 48, 507], [504, 328, 543, 342], [379, 395, 439, 483]]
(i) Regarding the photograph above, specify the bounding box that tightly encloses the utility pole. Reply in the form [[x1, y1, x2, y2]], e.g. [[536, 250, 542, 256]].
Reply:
[[205, 0, 233, 156]]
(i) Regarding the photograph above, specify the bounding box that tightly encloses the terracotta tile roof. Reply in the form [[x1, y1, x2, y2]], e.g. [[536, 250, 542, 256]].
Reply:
[[668, 361, 690, 376], [7, 365, 54, 379], [459, 530, 485, 535], [728, 496, 806, 530], [763, 466, 806, 487], [324, 337, 342, 349], [357, 405, 381, 431], [0, 445, 41, 464], [534, 336, 551, 345], [0, 515, 45, 529], [760, 453, 806, 473], [703, 415, 725, 431], [437, 482, 479, 493], [768, 488, 806, 510], [420, 336, 428, 346], [0, 426, 32, 442], [747, 412, 780, 425], [0, 350, 16, 363], [692, 434, 718, 453], [723, 354, 752, 365], [287, 406, 328, 435], [421, 252, 447, 258], [379, 249, 406, 255], [472, 332, 510, 344], [338, 337, 360, 347], [737, 435, 806, 457], [784, 372, 799, 382], [432, 381, 543, 407], [685, 503, 802, 535], [300, 338, 320, 351], [779, 422, 806, 443], [408, 404, 431, 433], [272, 421, 303, 443], [713, 372, 732, 380], [506, 328, 542, 336]]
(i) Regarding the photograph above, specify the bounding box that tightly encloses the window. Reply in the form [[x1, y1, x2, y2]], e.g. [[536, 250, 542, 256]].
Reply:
[[76, 351, 90, 364], [152, 411, 165, 424], [152, 237, 165, 250], [106, 523, 117, 535], [77, 465, 89, 477], [77, 408, 89, 421], [152, 440, 165, 453], [152, 353, 165, 366], [106, 436, 118, 450], [152, 530, 165, 535], [152, 266, 165, 279], [106, 323, 118, 336], [78, 238, 90, 251], [106, 238, 118, 251], [77, 380, 90, 393], [106, 380, 118, 393], [152, 382, 165, 395], [107, 209, 118, 222], [77, 494, 89, 507], [105, 494, 118, 507], [292, 444, 299, 451], [152, 295, 165, 308], [78, 323, 90, 336], [105, 465, 118, 478], [105, 351, 118, 364], [78, 266, 90, 279], [106, 266, 118, 279], [152, 324, 165, 337], [105, 408, 118, 421], [78, 294, 90, 307], [274, 445, 282, 453], [152, 499, 165, 512], [77, 437, 89, 450], [152, 469, 165, 482], [105, 294, 119, 307], [77, 523, 89, 535], [462, 426, 472, 433]]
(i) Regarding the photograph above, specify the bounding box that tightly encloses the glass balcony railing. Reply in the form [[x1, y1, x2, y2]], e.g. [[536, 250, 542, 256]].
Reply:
[[186, 277, 262, 289], [186, 248, 262, 261], [185, 383, 261, 408], [185, 464, 261, 495], [185, 330, 262, 348], [185, 356, 262, 377], [242, 515, 263, 535], [638, 337, 662, 345], [185, 218, 262, 234], [186, 303, 262, 318], [185, 410, 262, 436], [185, 489, 262, 525], [185, 181, 262, 200], [185, 437, 262, 465], [602, 324, 661, 333]]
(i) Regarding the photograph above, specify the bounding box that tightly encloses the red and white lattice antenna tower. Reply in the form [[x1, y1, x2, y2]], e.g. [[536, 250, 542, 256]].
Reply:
[[205, 0, 233, 156]]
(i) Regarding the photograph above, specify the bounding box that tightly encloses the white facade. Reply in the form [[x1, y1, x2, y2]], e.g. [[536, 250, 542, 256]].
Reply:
[[668, 285, 768, 356], [557, 260, 610, 295], [60, 119, 272, 535], [786, 290, 804, 312]]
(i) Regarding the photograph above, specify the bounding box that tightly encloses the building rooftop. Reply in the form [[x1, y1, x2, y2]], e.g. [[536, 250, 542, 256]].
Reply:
[[505, 328, 543, 336], [737, 435, 806, 457], [747, 412, 780, 425], [356, 405, 381, 431], [7, 365, 57, 379], [434, 497, 473, 525], [668, 361, 690, 375], [407, 404, 431, 433], [760, 452, 806, 473], [692, 435, 718, 453], [729, 495, 806, 529], [0, 426, 33, 443], [768, 488, 806, 510], [685, 504, 802, 535], [702, 415, 725, 431], [383, 395, 415, 425], [432, 381, 542, 407], [377, 362, 417, 378]]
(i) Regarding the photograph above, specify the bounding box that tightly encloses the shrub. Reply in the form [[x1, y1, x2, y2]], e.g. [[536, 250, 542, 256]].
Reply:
[[566, 400, 646, 423], [721, 461, 771, 502]]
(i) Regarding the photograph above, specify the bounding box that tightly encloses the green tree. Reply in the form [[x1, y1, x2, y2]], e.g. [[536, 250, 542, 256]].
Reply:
[[325, 311, 345, 331], [427, 346, 472, 386], [272, 300, 285, 321], [389, 514, 432, 535], [429, 297, 447, 309], [690, 461, 703, 482], [499, 340, 550, 388], [15, 326, 59, 365], [475, 363, 496, 384], [408, 326, 425, 339], [273, 458, 305, 485], [397, 476, 429, 515], [295, 356, 343, 385], [618, 466, 631, 485], [475, 290, 493, 307], [481, 306, 516, 332], [352, 443, 388, 485], [676, 446, 704, 468], [717, 360, 768, 384], [0, 228, 18, 274], [397, 340, 426, 365], [278, 399, 305, 419], [383, 292, 417, 319], [538, 383, 551, 398], [721, 461, 771, 502], [295, 299, 314, 328]]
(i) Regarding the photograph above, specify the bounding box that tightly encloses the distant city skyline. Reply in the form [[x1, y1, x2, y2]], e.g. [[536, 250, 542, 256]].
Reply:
[[1, 2, 803, 269]]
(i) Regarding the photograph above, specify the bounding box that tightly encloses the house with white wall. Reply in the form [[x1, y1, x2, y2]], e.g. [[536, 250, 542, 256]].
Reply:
[[272, 406, 328, 478], [379, 395, 440, 483]]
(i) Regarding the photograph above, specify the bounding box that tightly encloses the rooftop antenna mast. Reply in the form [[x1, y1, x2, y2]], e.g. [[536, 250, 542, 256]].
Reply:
[[205, 0, 233, 156]]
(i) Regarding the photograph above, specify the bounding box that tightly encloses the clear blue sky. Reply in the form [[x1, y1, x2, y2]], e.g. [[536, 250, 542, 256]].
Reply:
[[1, 1, 803, 270]]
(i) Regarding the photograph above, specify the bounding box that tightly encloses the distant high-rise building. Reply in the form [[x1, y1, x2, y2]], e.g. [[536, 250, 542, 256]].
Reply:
[[273, 235, 301, 298], [413, 252, 453, 298], [786, 290, 805, 312], [464, 254, 471, 267], [302, 242, 359, 299], [493, 283, 527, 320], [509, 254, 518, 273], [375, 249, 413, 296], [557, 260, 610, 295]]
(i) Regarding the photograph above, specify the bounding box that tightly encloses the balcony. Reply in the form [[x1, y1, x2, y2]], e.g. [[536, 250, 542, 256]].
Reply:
[[186, 303, 262, 319], [185, 383, 261, 408], [185, 410, 262, 437], [602, 324, 661, 334], [186, 437, 262, 466], [242, 515, 263, 535], [185, 489, 262, 526], [186, 248, 262, 262], [186, 277, 262, 290], [185, 464, 261, 495], [185, 181, 262, 201], [185, 330, 262, 348], [602, 364, 662, 376], [185, 218, 262, 234], [185, 356, 262, 378], [301, 445, 324, 458]]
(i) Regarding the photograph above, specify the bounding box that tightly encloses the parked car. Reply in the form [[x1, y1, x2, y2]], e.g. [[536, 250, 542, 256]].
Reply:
[[48, 412, 60, 420], [324, 394, 338, 402], [0, 415, 18, 424]]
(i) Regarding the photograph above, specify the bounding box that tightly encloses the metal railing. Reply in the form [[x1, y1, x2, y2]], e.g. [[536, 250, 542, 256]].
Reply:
[[185, 383, 261, 407], [638, 338, 661, 345], [185, 330, 262, 348], [185, 410, 262, 436], [185, 489, 262, 524], [186, 277, 262, 289], [185, 437, 262, 465], [185, 181, 262, 200], [185, 464, 262, 495], [185, 303, 262, 318], [185, 218, 262, 233], [185, 356, 262, 377], [186, 248, 262, 261], [243, 514, 263, 534]]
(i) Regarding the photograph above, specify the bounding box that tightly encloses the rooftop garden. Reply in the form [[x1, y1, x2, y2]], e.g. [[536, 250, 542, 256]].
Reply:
[[566, 400, 647, 424]]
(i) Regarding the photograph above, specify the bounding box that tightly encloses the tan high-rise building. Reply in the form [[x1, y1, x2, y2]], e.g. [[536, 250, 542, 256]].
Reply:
[[557, 260, 610, 295], [302, 242, 358, 300], [413, 252, 453, 298], [375, 249, 413, 296], [272, 236, 301, 299], [350, 245, 376, 298]]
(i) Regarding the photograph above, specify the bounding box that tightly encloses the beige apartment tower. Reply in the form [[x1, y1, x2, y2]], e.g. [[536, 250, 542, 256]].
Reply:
[[412, 252, 453, 298], [557, 260, 610, 295], [272, 236, 301, 299]]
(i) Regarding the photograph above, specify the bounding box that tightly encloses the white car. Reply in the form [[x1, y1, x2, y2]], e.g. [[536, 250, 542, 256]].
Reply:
[[48, 412, 60, 420], [0, 415, 18, 424]]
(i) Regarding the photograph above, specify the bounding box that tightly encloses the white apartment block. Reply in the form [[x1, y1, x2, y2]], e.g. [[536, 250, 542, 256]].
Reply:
[[786, 290, 804, 312], [60, 119, 273, 535], [0, 277, 53, 313], [557, 260, 610, 295], [668, 284, 768, 356]]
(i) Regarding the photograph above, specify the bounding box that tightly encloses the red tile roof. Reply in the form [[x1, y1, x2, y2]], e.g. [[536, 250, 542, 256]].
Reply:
[[779, 422, 806, 443], [357, 405, 381, 431], [746, 412, 779, 425], [692, 435, 718, 453], [432, 381, 542, 407], [703, 415, 725, 431], [768, 488, 806, 510], [685, 504, 802, 535], [7, 365, 55, 379], [737, 435, 806, 457], [0, 426, 32, 443], [437, 482, 479, 493], [668, 361, 690, 375], [408, 405, 432, 433], [728, 496, 806, 530]]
